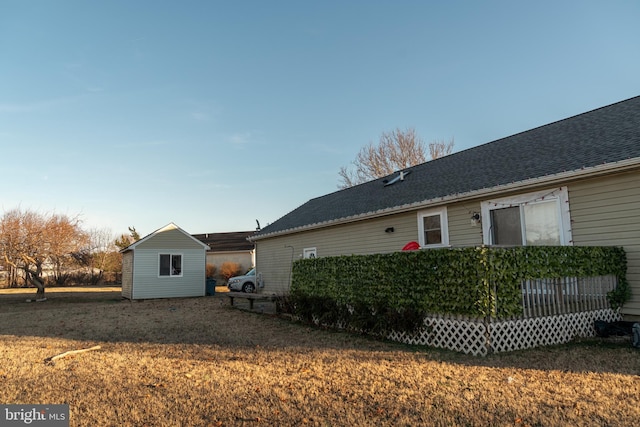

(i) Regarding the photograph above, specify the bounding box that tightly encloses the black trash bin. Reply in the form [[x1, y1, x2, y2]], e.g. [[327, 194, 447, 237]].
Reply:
[[205, 278, 217, 296]]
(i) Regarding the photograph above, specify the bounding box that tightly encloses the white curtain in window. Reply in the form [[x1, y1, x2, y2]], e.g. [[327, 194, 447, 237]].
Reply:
[[523, 200, 560, 245]]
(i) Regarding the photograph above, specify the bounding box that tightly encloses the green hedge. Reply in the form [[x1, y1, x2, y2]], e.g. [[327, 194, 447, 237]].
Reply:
[[288, 246, 628, 334]]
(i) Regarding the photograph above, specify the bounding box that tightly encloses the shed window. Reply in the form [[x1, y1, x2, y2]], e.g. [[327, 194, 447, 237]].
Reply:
[[159, 254, 182, 277]]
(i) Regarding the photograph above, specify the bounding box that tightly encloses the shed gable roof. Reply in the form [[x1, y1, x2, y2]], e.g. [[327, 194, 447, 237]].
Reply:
[[121, 223, 210, 252], [254, 96, 640, 238]]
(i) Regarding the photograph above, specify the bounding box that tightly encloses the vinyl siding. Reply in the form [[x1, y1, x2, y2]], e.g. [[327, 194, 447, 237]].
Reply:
[[256, 213, 415, 294], [447, 202, 483, 247], [257, 171, 640, 308], [136, 227, 205, 250], [255, 237, 294, 294], [568, 170, 640, 317], [131, 248, 206, 299], [256, 204, 483, 294], [126, 226, 207, 299]]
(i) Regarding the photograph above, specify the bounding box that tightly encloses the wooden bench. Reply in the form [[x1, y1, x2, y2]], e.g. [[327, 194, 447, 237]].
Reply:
[[225, 292, 277, 310]]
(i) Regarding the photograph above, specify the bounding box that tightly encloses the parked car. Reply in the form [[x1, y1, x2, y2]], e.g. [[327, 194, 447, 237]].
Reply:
[[227, 268, 256, 293]]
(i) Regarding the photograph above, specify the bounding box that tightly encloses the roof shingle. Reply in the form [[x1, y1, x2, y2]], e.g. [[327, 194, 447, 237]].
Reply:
[[192, 231, 255, 252], [257, 96, 640, 236]]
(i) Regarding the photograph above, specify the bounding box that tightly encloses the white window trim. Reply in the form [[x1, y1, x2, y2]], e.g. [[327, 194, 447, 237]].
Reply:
[[158, 253, 184, 278], [417, 207, 449, 248], [480, 187, 573, 246], [303, 247, 317, 259]]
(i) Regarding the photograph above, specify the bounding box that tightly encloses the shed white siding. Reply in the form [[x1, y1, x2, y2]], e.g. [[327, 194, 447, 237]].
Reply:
[[136, 227, 205, 251], [131, 248, 206, 299], [122, 223, 209, 300]]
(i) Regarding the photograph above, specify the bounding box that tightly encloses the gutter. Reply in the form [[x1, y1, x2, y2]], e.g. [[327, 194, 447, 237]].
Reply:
[[249, 158, 640, 241]]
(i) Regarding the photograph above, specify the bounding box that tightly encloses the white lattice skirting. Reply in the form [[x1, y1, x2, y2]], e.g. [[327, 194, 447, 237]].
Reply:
[[386, 308, 622, 356]]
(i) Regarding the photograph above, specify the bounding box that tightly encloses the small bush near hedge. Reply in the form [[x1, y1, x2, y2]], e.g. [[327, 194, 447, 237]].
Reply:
[[287, 246, 628, 335]]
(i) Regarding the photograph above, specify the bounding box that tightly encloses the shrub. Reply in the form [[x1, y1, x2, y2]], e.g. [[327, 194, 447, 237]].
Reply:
[[290, 246, 629, 332], [44, 271, 103, 287], [206, 264, 217, 279], [273, 294, 295, 315], [219, 262, 242, 281], [285, 291, 424, 336]]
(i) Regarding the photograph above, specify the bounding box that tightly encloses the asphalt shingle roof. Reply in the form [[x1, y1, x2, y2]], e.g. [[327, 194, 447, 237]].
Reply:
[[257, 96, 640, 237], [192, 231, 255, 252]]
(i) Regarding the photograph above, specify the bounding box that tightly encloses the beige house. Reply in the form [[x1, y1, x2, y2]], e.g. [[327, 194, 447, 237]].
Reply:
[[249, 96, 640, 318], [121, 223, 210, 300]]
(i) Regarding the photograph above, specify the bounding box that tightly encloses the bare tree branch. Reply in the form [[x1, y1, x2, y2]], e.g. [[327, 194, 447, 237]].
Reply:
[[429, 138, 455, 159], [338, 128, 454, 189], [44, 345, 102, 365]]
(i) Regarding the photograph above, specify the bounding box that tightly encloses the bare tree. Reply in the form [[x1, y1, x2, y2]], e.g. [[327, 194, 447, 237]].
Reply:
[[0, 209, 27, 287], [46, 214, 88, 285], [0, 209, 48, 296], [85, 227, 120, 283], [429, 139, 455, 159], [0, 209, 88, 297], [338, 128, 454, 189]]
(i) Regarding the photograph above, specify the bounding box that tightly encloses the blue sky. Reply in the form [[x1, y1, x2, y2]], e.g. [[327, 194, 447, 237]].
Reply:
[[1, 1, 639, 238]]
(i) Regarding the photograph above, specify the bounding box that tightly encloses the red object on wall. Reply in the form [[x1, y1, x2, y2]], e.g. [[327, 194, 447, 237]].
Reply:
[[402, 241, 420, 251]]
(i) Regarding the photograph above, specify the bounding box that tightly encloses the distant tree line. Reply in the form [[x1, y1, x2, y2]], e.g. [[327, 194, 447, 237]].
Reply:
[[0, 208, 134, 297]]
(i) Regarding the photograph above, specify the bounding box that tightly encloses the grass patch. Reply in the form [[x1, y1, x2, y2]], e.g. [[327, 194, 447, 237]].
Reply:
[[1, 287, 639, 426]]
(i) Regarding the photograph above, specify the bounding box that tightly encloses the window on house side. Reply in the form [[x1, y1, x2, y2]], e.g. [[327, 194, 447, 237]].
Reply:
[[490, 206, 523, 245], [423, 215, 442, 245], [482, 187, 570, 247], [159, 254, 183, 276], [417, 207, 449, 248], [523, 201, 561, 245], [303, 247, 317, 259]]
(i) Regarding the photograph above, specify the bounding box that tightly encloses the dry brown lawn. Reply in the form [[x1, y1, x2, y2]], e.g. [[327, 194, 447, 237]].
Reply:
[[1, 286, 639, 426]]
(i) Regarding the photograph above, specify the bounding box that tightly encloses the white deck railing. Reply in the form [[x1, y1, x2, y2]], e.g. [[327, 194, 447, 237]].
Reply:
[[520, 275, 617, 318]]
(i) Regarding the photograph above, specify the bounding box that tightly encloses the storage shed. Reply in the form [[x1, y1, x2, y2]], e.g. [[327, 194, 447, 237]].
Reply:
[[121, 223, 210, 300]]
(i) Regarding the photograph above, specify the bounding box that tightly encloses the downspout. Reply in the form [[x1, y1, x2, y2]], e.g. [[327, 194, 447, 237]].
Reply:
[[285, 245, 294, 290]]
